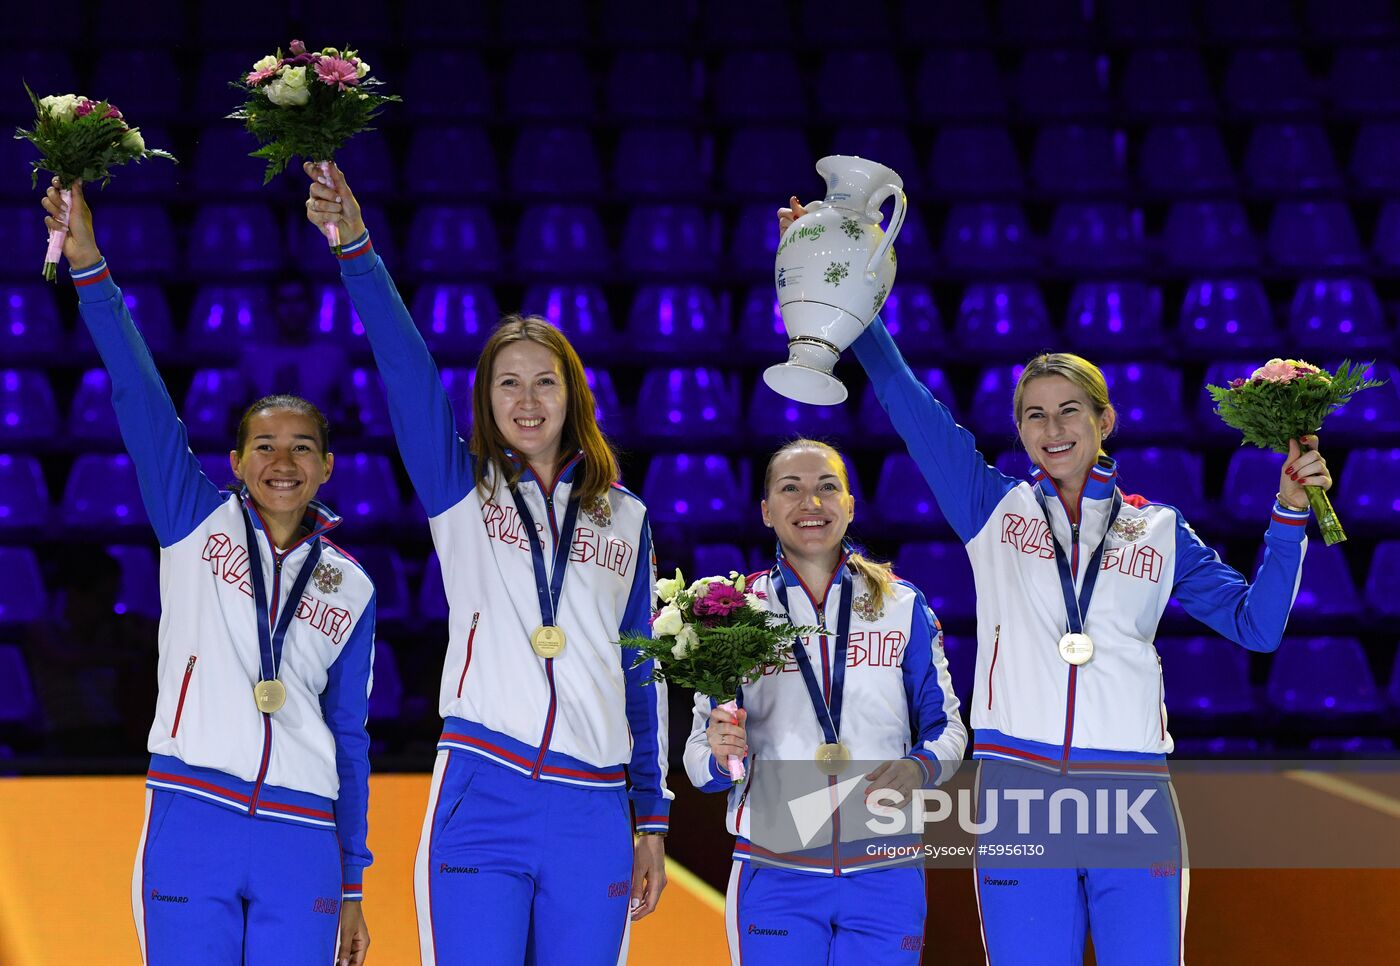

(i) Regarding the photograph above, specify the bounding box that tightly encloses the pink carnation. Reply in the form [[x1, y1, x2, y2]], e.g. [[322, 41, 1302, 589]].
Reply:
[[315, 57, 360, 90], [247, 67, 280, 85], [74, 98, 95, 118], [692, 583, 747, 618], [103, 104, 123, 120], [1252, 359, 1300, 384]]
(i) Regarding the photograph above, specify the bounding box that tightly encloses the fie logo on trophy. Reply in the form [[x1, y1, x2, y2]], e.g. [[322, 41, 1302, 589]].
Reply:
[[765, 155, 907, 405]]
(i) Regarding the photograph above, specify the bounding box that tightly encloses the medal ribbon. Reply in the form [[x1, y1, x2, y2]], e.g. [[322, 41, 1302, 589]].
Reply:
[[241, 508, 322, 687], [770, 561, 853, 746], [509, 486, 581, 647], [1033, 486, 1123, 636]]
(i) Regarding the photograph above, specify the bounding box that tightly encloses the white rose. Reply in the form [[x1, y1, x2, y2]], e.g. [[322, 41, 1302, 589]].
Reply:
[[356, 59, 370, 78], [40, 94, 81, 122], [251, 54, 279, 73], [120, 129, 145, 153], [745, 592, 766, 611], [671, 624, 699, 659], [686, 577, 711, 598], [656, 568, 684, 603], [266, 65, 310, 107], [653, 605, 684, 638]]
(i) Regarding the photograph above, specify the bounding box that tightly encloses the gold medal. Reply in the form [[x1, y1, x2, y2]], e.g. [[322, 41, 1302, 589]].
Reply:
[[814, 741, 851, 776], [531, 625, 566, 658], [254, 679, 287, 714]]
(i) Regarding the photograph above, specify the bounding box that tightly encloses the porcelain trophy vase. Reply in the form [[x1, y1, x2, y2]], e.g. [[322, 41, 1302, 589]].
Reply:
[[764, 155, 906, 405]]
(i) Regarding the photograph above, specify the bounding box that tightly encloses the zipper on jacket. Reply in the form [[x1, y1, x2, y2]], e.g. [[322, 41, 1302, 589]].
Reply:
[[986, 625, 1000, 710], [456, 612, 481, 698], [171, 655, 197, 738]]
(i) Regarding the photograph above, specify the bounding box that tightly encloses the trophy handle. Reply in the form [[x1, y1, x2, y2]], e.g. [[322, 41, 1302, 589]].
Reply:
[[864, 185, 906, 279]]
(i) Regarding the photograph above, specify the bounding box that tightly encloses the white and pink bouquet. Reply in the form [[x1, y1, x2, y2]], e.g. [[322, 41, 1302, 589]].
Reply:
[[619, 569, 816, 781], [15, 84, 175, 281], [1209, 358, 1383, 545], [228, 40, 398, 251]]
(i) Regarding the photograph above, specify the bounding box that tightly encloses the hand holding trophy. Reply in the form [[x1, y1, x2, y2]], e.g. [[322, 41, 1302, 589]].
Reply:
[[765, 156, 906, 405]]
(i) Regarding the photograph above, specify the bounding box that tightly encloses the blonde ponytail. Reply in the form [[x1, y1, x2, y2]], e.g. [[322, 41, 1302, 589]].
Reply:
[[847, 552, 895, 611]]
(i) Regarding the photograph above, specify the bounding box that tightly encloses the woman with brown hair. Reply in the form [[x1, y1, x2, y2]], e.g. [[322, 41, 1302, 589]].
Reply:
[[305, 164, 669, 965]]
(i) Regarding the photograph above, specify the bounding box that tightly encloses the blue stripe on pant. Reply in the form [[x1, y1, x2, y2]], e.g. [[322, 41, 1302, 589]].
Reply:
[[727, 862, 927, 964], [416, 750, 635, 965], [135, 789, 341, 965]]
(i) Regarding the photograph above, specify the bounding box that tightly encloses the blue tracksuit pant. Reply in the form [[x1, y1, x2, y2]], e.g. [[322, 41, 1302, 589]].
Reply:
[[133, 789, 343, 964], [415, 749, 636, 965]]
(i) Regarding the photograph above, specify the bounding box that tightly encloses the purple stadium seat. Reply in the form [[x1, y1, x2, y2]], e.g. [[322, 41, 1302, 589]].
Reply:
[[406, 206, 501, 276], [1288, 279, 1392, 353], [586, 368, 628, 442], [914, 50, 1006, 121], [953, 282, 1053, 356], [874, 453, 949, 535], [1349, 122, 1400, 192], [330, 138, 395, 199], [942, 204, 1036, 272], [1157, 637, 1255, 717], [520, 283, 616, 354], [713, 52, 805, 121], [692, 544, 747, 581], [1366, 542, 1400, 617], [113, 283, 174, 356], [185, 286, 273, 355], [499, 0, 589, 43], [1031, 126, 1127, 195], [999, 0, 1089, 44], [404, 127, 499, 197], [1139, 124, 1234, 195], [285, 208, 395, 279], [93, 49, 182, 119], [929, 126, 1024, 197], [183, 369, 249, 445], [186, 204, 283, 275], [621, 205, 717, 276], [1, 52, 78, 118], [859, 368, 960, 446], [0, 455, 47, 529], [1254, 543, 1362, 623], [438, 368, 475, 439], [504, 50, 594, 120], [830, 128, 923, 193], [87, 204, 177, 277], [1178, 278, 1276, 357], [606, 52, 698, 119], [1334, 449, 1400, 529], [1164, 202, 1260, 271], [1049, 203, 1146, 270], [993, 450, 1033, 480], [878, 284, 945, 359], [67, 369, 119, 442], [510, 127, 602, 198], [0, 283, 62, 358], [1170, 737, 1262, 757], [0, 548, 45, 624], [723, 128, 813, 199], [1016, 49, 1111, 120], [61, 454, 148, 529], [803, 0, 894, 44], [636, 369, 741, 445], [419, 552, 448, 621], [108, 544, 160, 618], [813, 51, 907, 121], [0, 371, 56, 442], [1194, 362, 1261, 440], [1101, 363, 1190, 440], [196, 3, 290, 43], [626, 285, 727, 356], [304, 283, 368, 350], [701, 0, 790, 44], [1370, 201, 1400, 267], [729, 203, 783, 274], [1103, 0, 1197, 44], [402, 52, 492, 121], [0, 645, 39, 727], [1266, 202, 1365, 269], [1220, 448, 1284, 523], [367, 639, 403, 722], [314, 454, 402, 526], [347, 547, 410, 624], [885, 204, 936, 274], [1243, 124, 1343, 193], [643, 454, 745, 527], [411, 284, 501, 359], [614, 128, 709, 197], [1307, 736, 1396, 754], [1224, 49, 1319, 117], [745, 380, 854, 446], [342, 369, 391, 440], [1065, 282, 1165, 355], [897, 0, 989, 44], [1113, 448, 1206, 518], [1268, 637, 1382, 714], [1203, 0, 1299, 41], [892, 542, 977, 622], [110, 124, 178, 197], [736, 286, 788, 361], [1329, 363, 1400, 440], [1331, 47, 1400, 117], [969, 364, 1028, 438], [1305, 0, 1399, 41], [1123, 49, 1217, 118]]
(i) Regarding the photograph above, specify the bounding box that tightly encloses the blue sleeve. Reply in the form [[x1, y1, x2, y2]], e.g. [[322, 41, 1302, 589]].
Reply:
[[899, 593, 968, 786], [618, 515, 672, 831], [320, 592, 376, 899], [1171, 503, 1307, 653], [851, 316, 1018, 543], [335, 233, 474, 517], [71, 259, 224, 547], [685, 693, 738, 793]]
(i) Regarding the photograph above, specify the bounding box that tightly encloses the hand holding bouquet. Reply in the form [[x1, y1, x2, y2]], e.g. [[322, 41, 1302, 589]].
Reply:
[[228, 40, 398, 252], [1209, 359, 1383, 544], [619, 569, 816, 780], [15, 84, 174, 280]]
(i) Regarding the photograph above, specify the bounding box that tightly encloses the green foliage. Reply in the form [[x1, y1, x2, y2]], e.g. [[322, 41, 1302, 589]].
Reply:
[[1207, 361, 1386, 453], [14, 83, 176, 188]]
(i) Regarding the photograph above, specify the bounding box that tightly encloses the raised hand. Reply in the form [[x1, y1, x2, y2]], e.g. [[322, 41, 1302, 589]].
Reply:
[[1279, 434, 1331, 509], [777, 194, 816, 233], [705, 704, 748, 764], [303, 161, 367, 242], [41, 178, 101, 270]]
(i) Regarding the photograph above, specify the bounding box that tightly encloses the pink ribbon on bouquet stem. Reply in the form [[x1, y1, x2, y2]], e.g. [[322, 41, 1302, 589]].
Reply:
[[317, 161, 342, 254], [717, 699, 746, 782], [43, 187, 71, 281]]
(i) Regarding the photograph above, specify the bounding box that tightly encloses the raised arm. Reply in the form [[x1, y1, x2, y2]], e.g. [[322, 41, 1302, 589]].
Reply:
[[305, 163, 473, 517], [46, 180, 223, 547]]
